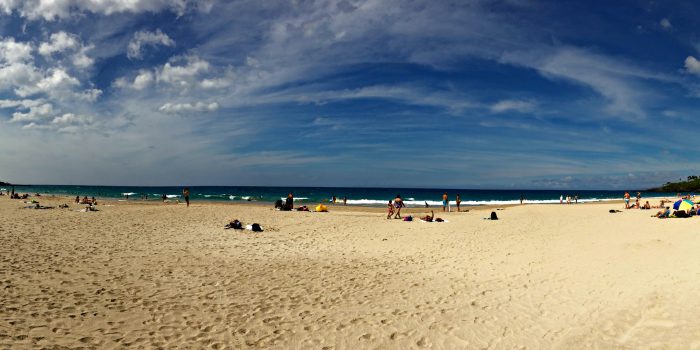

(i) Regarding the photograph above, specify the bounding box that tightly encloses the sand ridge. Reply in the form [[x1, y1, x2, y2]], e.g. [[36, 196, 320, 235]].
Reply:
[[2, 196, 700, 349]]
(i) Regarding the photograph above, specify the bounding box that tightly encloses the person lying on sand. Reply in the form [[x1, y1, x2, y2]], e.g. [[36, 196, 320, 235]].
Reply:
[[653, 207, 671, 218], [421, 210, 435, 222]]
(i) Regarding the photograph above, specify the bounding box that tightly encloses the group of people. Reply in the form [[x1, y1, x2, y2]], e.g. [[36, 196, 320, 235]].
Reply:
[[559, 194, 579, 204], [387, 194, 406, 219], [653, 204, 700, 218], [75, 196, 97, 205], [439, 192, 463, 212], [329, 195, 348, 205]]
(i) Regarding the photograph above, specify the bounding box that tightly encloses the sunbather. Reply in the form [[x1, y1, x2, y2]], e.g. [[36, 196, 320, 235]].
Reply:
[[653, 207, 671, 218]]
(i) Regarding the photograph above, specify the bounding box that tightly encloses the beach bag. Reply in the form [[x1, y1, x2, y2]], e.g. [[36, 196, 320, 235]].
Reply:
[[403, 216, 413, 221], [490, 211, 498, 220], [251, 223, 263, 232]]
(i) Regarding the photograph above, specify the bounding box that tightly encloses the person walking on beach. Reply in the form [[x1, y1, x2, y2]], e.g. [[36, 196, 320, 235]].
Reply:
[[442, 192, 448, 212], [343, 196, 347, 205], [560, 194, 563, 204], [162, 194, 166, 202], [393, 194, 405, 219], [624, 191, 630, 209], [387, 200, 395, 219], [183, 187, 190, 207], [520, 194, 525, 205], [575, 194, 579, 204], [456, 194, 462, 212]]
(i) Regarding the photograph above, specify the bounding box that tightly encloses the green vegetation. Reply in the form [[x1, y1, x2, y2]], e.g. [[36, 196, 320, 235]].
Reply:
[[650, 176, 700, 192]]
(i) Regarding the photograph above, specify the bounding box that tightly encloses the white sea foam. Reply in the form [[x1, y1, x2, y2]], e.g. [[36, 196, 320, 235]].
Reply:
[[166, 194, 180, 198], [279, 197, 309, 201], [344, 197, 619, 207], [122, 192, 137, 196]]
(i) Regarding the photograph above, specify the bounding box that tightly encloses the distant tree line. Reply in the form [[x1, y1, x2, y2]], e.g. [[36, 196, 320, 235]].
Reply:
[[652, 176, 700, 192]]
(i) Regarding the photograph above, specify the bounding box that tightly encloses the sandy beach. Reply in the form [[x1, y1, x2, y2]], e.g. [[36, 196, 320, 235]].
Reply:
[[2, 195, 700, 349]]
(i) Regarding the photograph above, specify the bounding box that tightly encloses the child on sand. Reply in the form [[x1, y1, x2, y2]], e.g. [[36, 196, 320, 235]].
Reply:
[[387, 200, 395, 219]]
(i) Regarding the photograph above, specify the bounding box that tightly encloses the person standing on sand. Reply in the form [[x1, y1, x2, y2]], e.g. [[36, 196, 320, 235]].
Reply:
[[183, 187, 190, 207], [343, 196, 347, 205], [560, 194, 563, 204], [520, 194, 524, 205], [286, 192, 294, 210], [393, 194, 405, 219], [624, 191, 630, 209], [456, 194, 462, 212], [442, 192, 448, 212]]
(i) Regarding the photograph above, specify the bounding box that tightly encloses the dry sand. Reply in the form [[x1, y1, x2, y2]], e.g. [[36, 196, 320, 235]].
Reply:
[[2, 195, 700, 349]]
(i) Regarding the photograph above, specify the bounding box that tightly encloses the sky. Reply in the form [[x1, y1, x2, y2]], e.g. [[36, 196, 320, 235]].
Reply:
[[0, 0, 699, 190]]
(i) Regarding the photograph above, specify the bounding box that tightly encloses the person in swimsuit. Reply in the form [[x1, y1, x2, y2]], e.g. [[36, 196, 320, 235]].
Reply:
[[624, 191, 630, 209], [456, 194, 462, 212], [442, 192, 448, 212], [387, 200, 394, 219], [183, 187, 190, 207], [393, 195, 405, 219]]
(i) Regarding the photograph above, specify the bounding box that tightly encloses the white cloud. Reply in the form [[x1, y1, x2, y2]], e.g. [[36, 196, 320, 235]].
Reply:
[[116, 55, 223, 93], [685, 56, 700, 75], [39, 32, 79, 56], [10, 102, 54, 122], [660, 18, 672, 30], [133, 70, 154, 90], [39, 32, 95, 68], [158, 101, 220, 113], [490, 99, 536, 113], [51, 112, 93, 125], [0, 37, 33, 63], [157, 56, 210, 87], [0, 99, 44, 109], [16, 68, 79, 97], [0, 62, 42, 92], [0, 0, 207, 20], [127, 29, 175, 59]]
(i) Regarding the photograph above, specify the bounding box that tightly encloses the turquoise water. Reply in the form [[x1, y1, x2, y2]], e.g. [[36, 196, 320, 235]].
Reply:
[[1, 185, 676, 207]]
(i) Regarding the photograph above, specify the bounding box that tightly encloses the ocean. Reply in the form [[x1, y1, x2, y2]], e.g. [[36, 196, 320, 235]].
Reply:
[[0, 185, 676, 207]]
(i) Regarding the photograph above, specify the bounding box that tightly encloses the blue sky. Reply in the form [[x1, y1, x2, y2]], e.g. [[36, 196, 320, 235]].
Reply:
[[0, 0, 699, 189]]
